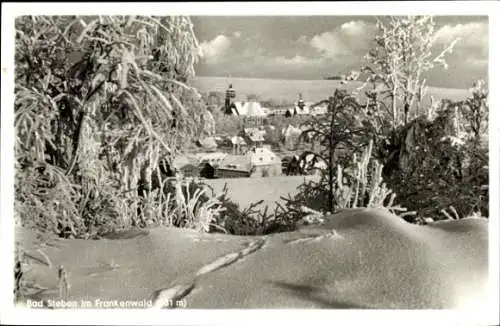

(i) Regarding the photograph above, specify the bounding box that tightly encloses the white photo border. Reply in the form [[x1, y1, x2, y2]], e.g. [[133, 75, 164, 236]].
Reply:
[[1, 2, 499, 325]]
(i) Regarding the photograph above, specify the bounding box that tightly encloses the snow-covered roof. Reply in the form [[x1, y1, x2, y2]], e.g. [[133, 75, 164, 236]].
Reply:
[[196, 152, 228, 165], [246, 147, 281, 166], [233, 101, 268, 116], [244, 127, 266, 142], [219, 154, 252, 171]]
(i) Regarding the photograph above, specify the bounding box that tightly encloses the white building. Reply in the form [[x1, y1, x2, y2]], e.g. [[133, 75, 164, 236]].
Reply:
[[293, 103, 310, 115], [245, 146, 282, 177], [246, 147, 278, 166], [233, 100, 268, 117], [196, 152, 228, 166], [244, 127, 266, 143], [310, 104, 328, 116]]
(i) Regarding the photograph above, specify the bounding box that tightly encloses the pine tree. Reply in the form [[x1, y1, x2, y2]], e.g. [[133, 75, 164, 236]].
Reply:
[[299, 89, 374, 212]]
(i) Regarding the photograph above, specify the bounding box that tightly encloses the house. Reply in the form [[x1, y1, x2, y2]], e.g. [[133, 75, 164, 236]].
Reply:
[[230, 136, 247, 154], [309, 103, 328, 116], [246, 146, 282, 177], [243, 127, 266, 146], [294, 103, 310, 115], [197, 136, 218, 151], [214, 154, 252, 178], [344, 70, 360, 82], [198, 154, 252, 179], [197, 147, 282, 179], [197, 152, 228, 166], [284, 101, 314, 117], [232, 100, 268, 117], [269, 108, 289, 116]]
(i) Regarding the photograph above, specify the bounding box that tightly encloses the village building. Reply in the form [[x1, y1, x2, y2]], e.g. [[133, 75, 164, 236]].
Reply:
[[198, 136, 218, 152], [284, 101, 315, 117], [293, 94, 311, 115], [195, 146, 282, 179], [297, 93, 305, 110], [230, 135, 247, 155], [294, 102, 311, 115], [195, 152, 252, 179], [224, 84, 237, 115], [233, 100, 268, 117], [197, 152, 228, 166], [246, 146, 282, 177], [309, 103, 328, 116], [243, 127, 266, 147], [269, 108, 289, 116], [214, 154, 252, 178]]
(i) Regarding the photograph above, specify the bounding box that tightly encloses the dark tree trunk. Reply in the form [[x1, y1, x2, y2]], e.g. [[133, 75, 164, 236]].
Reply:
[[404, 102, 410, 125], [328, 97, 336, 213], [328, 142, 334, 213]]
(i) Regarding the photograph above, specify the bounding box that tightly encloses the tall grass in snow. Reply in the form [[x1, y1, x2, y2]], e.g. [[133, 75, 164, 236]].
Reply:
[[15, 15, 205, 237]]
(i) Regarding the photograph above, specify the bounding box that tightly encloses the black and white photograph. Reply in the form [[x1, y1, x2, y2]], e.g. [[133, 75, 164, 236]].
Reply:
[[1, 2, 499, 325]]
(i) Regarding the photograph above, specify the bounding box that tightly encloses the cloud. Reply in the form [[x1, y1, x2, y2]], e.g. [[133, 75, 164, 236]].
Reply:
[[274, 55, 322, 67], [435, 22, 488, 68], [309, 20, 375, 58], [310, 31, 346, 57], [234, 31, 241, 38], [340, 20, 372, 37], [435, 22, 488, 48], [199, 35, 231, 64]]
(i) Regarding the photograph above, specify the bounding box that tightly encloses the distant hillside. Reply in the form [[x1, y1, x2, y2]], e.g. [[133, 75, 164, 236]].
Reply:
[[324, 76, 343, 81], [193, 76, 471, 107]]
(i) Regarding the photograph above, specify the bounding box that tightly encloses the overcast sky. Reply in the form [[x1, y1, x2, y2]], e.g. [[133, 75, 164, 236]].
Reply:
[[191, 16, 488, 89]]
